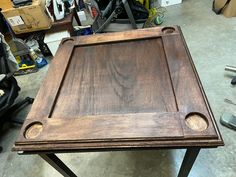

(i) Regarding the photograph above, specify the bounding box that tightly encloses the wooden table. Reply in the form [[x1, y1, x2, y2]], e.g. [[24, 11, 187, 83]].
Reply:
[[13, 26, 224, 177]]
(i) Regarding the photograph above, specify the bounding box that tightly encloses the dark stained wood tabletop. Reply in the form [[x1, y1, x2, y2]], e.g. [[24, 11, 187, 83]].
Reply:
[[13, 26, 223, 153]]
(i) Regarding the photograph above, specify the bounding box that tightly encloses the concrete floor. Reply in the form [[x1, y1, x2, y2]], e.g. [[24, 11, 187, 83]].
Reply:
[[1, 0, 236, 176]]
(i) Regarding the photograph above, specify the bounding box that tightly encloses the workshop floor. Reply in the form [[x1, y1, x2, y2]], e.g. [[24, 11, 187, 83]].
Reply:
[[1, 0, 236, 177]]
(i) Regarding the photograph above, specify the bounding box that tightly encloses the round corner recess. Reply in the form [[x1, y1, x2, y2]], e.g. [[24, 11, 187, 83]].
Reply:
[[24, 122, 43, 139], [185, 112, 208, 132], [162, 27, 175, 34], [61, 38, 74, 45]]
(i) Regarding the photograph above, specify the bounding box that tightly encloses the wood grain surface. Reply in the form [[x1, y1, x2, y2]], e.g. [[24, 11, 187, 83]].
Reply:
[[52, 38, 177, 117], [13, 26, 223, 152]]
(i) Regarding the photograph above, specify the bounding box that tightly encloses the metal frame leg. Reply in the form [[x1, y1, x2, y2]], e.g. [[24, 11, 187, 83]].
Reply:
[[40, 154, 77, 177], [95, 11, 117, 33], [73, 0, 82, 26], [123, 0, 137, 29], [177, 148, 201, 177]]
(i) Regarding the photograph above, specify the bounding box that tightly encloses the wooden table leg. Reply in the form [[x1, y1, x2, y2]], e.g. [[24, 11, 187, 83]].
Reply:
[[39, 154, 77, 177], [177, 148, 201, 177]]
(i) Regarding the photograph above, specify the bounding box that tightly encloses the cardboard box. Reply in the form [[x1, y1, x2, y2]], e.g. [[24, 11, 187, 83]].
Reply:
[[158, 0, 182, 7], [0, 0, 13, 10], [1, 0, 52, 34], [214, 0, 236, 17]]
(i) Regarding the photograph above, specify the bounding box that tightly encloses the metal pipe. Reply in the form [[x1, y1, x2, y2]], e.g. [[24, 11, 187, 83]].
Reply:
[[225, 65, 236, 72]]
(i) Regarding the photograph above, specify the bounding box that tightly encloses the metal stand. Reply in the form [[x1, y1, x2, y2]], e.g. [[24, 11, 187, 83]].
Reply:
[[122, 0, 137, 29], [177, 148, 201, 177], [92, 0, 137, 33], [39, 154, 77, 177]]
